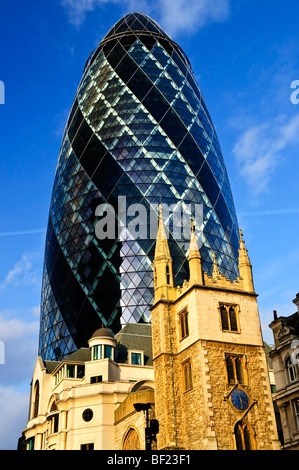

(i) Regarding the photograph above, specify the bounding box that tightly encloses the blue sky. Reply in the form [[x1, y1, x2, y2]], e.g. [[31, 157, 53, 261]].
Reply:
[[0, 0, 299, 450]]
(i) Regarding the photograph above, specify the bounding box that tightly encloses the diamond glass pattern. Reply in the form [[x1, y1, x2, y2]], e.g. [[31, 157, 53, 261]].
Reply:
[[39, 12, 240, 360]]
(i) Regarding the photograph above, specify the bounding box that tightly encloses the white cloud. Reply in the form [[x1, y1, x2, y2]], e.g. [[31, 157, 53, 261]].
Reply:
[[0, 309, 39, 383], [155, 0, 230, 37], [0, 228, 45, 237], [0, 308, 40, 449], [233, 114, 299, 195], [0, 252, 40, 293], [61, 0, 231, 34], [0, 386, 30, 450], [61, 0, 112, 27]]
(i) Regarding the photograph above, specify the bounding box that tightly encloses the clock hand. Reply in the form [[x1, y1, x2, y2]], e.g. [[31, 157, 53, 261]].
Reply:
[[238, 392, 246, 409], [238, 392, 248, 409]]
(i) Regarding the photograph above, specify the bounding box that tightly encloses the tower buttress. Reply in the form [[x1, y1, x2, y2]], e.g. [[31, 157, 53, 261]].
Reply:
[[212, 252, 221, 279], [152, 207, 176, 302], [238, 229, 255, 293], [188, 219, 203, 285]]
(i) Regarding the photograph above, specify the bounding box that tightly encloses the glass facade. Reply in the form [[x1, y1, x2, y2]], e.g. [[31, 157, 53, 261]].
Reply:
[[39, 12, 239, 360]]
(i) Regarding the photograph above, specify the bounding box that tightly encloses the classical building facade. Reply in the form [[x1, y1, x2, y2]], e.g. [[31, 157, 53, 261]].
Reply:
[[23, 323, 155, 450], [22, 215, 280, 450], [269, 295, 299, 450]]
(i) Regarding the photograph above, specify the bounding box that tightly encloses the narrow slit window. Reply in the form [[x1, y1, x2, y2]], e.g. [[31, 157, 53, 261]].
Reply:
[[179, 309, 189, 340], [166, 264, 170, 284], [220, 306, 229, 331]]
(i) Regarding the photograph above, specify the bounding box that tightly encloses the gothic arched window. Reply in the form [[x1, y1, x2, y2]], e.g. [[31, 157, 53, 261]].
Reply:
[[235, 421, 256, 450], [225, 355, 246, 385], [220, 304, 239, 332]]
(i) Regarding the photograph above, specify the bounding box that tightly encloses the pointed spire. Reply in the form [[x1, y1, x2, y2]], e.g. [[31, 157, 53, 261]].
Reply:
[[238, 229, 254, 292], [153, 205, 175, 301], [212, 252, 221, 278], [188, 218, 201, 260], [239, 229, 246, 250], [154, 205, 171, 261], [188, 218, 203, 285], [238, 229, 250, 263]]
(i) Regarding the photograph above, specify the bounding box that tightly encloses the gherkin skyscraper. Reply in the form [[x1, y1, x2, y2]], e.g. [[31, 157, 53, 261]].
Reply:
[[39, 12, 239, 361]]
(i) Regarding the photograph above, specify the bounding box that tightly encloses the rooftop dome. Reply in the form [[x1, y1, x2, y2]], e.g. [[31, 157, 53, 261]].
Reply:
[[91, 327, 114, 339]]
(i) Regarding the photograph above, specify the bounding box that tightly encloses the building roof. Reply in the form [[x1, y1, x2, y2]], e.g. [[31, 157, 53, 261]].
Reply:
[[44, 360, 60, 374], [43, 348, 91, 373], [91, 327, 115, 339], [66, 348, 91, 362], [43, 324, 153, 372], [115, 323, 153, 366]]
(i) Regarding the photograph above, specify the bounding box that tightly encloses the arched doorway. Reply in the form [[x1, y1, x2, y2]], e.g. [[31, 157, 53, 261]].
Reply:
[[234, 420, 256, 450], [122, 428, 140, 450]]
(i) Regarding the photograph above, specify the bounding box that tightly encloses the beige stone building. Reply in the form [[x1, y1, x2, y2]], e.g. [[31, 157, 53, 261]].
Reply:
[[151, 212, 280, 450], [22, 212, 281, 450], [23, 323, 155, 450], [269, 295, 299, 449]]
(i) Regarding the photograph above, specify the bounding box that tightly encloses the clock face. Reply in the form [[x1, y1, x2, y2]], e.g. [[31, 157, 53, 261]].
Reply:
[[230, 388, 249, 411]]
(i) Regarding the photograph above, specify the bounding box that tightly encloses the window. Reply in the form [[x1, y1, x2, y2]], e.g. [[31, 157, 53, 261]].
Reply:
[[182, 359, 193, 391], [53, 414, 59, 433], [179, 309, 189, 340], [235, 421, 255, 450], [54, 363, 85, 384], [33, 381, 40, 418], [90, 375, 103, 383], [49, 413, 59, 434], [220, 304, 239, 332], [104, 345, 113, 359], [82, 408, 93, 422], [293, 399, 299, 430], [287, 357, 298, 382], [81, 443, 94, 450], [93, 344, 113, 360], [166, 264, 171, 284], [226, 355, 246, 385], [67, 364, 75, 377], [93, 345, 101, 360], [77, 364, 85, 378], [131, 352, 142, 365], [28, 437, 35, 450]]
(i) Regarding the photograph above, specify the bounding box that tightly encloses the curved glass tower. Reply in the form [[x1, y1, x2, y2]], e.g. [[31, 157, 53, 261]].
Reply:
[[39, 12, 239, 360]]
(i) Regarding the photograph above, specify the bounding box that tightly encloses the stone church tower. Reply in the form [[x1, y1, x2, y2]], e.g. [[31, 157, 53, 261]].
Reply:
[[151, 210, 280, 450]]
